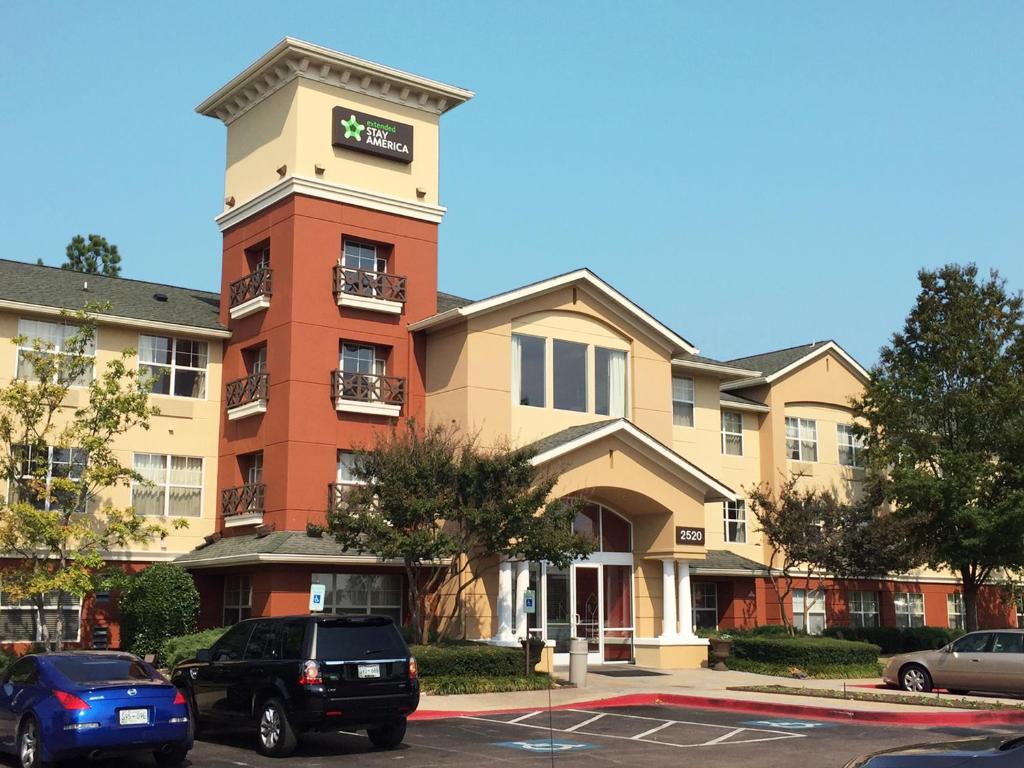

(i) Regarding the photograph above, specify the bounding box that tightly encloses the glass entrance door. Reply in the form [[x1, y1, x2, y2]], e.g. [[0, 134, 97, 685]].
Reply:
[[572, 564, 602, 662]]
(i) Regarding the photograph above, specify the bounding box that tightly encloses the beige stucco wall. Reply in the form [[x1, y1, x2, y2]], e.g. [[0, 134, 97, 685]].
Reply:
[[0, 310, 222, 559], [223, 77, 442, 211]]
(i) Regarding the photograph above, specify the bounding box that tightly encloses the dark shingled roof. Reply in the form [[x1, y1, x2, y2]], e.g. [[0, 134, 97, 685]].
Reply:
[[522, 420, 619, 456], [720, 391, 768, 409], [0, 259, 224, 332], [692, 549, 769, 575], [725, 341, 834, 378], [174, 531, 382, 565], [436, 291, 473, 313]]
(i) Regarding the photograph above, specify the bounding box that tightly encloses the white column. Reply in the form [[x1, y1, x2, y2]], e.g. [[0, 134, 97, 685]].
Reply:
[[660, 559, 678, 639], [676, 560, 695, 639], [514, 561, 530, 639], [495, 560, 514, 642]]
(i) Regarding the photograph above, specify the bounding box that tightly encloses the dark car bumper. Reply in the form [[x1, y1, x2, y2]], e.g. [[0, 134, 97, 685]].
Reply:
[[291, 689, 420, 730], [45, 721, 192, 762]]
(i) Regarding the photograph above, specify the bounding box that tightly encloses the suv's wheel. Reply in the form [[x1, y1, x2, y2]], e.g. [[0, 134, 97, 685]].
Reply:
[[256, 697, 297, 758], [368, 718, 407, 749], [18, 716, 44, 768], [900, 664, 933, 693]]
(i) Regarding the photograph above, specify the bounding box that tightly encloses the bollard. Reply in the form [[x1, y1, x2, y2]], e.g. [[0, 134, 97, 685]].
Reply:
[[568, 638, 588, 687]]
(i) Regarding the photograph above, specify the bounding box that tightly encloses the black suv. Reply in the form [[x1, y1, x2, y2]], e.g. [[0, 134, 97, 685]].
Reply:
[[172, 614, 418, 757]]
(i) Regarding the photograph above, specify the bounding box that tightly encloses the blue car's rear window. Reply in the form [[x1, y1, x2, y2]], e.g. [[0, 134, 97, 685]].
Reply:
[[51, 657, 155, 683]]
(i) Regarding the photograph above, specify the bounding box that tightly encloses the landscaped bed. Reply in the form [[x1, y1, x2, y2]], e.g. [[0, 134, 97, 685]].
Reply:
[[728, 685, 1024, 710], [716, 632, 883, 679]]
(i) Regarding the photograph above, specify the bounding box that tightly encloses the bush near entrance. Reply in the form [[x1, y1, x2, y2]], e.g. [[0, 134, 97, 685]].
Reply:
[[160, 627, 229, 668], [732, 635, 880, 666], [409, 642, 527, 677], [823, 626, 964, 654], [120, 564, 201, 658]]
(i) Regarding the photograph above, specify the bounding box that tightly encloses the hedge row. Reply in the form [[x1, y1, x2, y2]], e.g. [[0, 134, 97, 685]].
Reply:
[[409, 643, 526, 677], [732, 635, 881, 666], [823, 626, 964, 654], [160, 627, 229, 668]]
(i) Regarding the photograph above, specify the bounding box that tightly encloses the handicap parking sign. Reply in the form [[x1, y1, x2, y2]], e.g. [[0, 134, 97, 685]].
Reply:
[[741, 719, 834, 730], [309, 583, 326, 612], [493, 739, 598, 752]]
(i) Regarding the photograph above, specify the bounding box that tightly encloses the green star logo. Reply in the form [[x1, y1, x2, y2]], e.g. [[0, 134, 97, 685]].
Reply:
[[341, 114, 364, 141]]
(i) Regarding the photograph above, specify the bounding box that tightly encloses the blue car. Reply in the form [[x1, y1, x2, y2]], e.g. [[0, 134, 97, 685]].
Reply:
[[0, 651, 192, 768]]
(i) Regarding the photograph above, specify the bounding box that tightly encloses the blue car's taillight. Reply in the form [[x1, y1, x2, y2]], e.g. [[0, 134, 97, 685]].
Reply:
[[53, 689, 90, 711]]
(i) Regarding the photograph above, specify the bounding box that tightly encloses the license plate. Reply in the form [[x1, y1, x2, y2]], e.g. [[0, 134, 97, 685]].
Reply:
[[119, 708, 149, 726], [358, 663, 381, 679]]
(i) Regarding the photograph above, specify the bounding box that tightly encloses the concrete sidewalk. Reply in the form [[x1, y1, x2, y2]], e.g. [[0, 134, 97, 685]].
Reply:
[[417, 664, 1024, 722]]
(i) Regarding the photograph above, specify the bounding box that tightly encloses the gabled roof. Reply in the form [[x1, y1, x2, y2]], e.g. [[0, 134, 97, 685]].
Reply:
[[436, 291, 473, 313], [0, 259, 228, 338], [175, 531, 406, 569], [720, 391, 770, 413], [525, 418, 736, 502], [409, 268, 699, 356], [721, 339, 869, 391], [672, 353, 761, 382], [691, 549, 769, 576]]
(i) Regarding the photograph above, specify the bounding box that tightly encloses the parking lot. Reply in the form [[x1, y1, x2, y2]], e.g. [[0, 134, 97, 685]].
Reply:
[[3, 704, 1013, 768]]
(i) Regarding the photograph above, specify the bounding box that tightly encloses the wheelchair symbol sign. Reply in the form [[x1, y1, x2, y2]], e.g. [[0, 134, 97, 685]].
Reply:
[[741, 719, 833, 729], [309, 583, 326, 612], [494, 739, 598, 752]]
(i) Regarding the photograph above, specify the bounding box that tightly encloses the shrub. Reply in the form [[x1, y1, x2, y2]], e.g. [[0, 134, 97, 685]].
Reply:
[[0, 649, 16, 673], [736, 625, 793, 637], [120, 564, 200, 658], [420, 674, 553, 695], [822, 626, 964, 655], [410, 643, 526, 677], [732, 635, 881, 667], [159, 627, 229, 668], [727, 658, 883, 679]]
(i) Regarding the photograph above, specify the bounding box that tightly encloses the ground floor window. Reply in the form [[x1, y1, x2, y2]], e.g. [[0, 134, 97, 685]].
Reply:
[[894, 591, 925, 628], [692, 582, 718, 631], [793, 588, 826, 635], [848, 590, 880, 628], [947, 593, 964, 630], [312, 573, 403, 623], [0, 591, 81, 642], [223, 575, 252, 626]]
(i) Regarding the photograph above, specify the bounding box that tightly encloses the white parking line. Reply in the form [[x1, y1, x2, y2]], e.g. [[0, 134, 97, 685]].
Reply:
[[463, 708, 806, 749], [564, 712, 606, 732]]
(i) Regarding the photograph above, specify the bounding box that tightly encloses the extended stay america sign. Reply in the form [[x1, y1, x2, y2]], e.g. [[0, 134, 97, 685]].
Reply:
[[332, 106, 414, 163]]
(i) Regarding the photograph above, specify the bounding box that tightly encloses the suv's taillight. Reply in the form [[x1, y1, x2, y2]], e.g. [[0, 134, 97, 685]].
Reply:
[[299, 660, 322, 686], [408, 657, 418, 680]]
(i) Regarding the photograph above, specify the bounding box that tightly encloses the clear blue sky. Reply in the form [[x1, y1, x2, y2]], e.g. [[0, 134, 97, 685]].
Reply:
[[2, 2, 1021, 366]]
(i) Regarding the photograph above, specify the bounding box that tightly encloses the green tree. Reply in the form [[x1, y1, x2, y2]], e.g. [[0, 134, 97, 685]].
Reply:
[[854, 264, 1024, 630], [62, 234, 122, 277], [0, 307, 186, 649], [120, 563, 200, 658], [328, 422, 593, 644]]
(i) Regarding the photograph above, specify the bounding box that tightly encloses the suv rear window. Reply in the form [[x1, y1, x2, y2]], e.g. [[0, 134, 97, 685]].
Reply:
[[315, 618, 406, 661], [52, 657, 155, 683]]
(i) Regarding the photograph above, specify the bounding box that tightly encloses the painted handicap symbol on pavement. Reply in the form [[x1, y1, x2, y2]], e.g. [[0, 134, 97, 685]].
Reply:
[[493, 739, 599, 752], [741, 719, 834, 729]]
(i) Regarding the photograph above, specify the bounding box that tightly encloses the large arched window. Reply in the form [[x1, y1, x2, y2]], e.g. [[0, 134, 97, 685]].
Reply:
[[572, 503, 631, 553]]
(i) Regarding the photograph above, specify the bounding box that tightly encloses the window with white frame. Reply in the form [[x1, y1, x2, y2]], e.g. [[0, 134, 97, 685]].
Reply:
[[947, 593, 964, 630], [0, 590, 80, 643], [692, 582, 718, 631], [312, 573, 402, 622], [223, 575, 252, 625], [594, 347, 627, 417], [342, 239, 387, 274], [785, 417, 818, 462], [672, 377, 695, 427], [336, 451, 363, 486], [139, 335, 208, 398], [837, 424, 864, 467], [132, 453, 203, 517], [9, 445, 87, 511], [894, 592, 925, 628], [721, 410, 743, 455], [848, 590, 880, 628], [723, 500, 747, 543], [552, 339, 587, 412], [16, 318, 95, 386], [793, 588, 826, 634], [512, 333, 545, 408]]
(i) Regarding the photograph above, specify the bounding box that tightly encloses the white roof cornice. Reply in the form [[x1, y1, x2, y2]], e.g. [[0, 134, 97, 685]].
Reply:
[[721, 340, 870, 391], [196, 37, 474, 125], [409, 269, 699, 356]]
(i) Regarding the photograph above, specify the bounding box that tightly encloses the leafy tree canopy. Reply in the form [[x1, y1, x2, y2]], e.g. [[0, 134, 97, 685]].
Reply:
[[62, 234, 122, 277]]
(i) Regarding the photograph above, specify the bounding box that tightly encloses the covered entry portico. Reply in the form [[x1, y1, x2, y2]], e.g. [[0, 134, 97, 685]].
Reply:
[[488, 419, 737, 669]]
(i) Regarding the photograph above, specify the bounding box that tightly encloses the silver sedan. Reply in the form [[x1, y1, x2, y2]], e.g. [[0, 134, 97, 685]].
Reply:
[[883, 630, 1024, 695]]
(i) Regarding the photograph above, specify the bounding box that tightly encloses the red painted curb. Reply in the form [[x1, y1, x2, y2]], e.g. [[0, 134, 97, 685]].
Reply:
[[410, 691, 1024, 727]]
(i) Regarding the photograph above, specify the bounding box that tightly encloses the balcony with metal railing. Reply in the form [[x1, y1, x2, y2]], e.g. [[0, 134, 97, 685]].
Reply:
[[330, 370, 405, 417], [333, 265, 407, 315], [228, 267, 272, 320], [225, 372, 269, 421], [221, 483, 265, 527]]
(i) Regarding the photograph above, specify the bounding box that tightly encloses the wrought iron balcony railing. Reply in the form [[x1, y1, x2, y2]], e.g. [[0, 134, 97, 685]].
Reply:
[[330, 371, 406, 406], [333, 266, 407, 303], [221, 483, 265, 518], [229, 267, 272, 308], [225, 372, 269, 410]]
